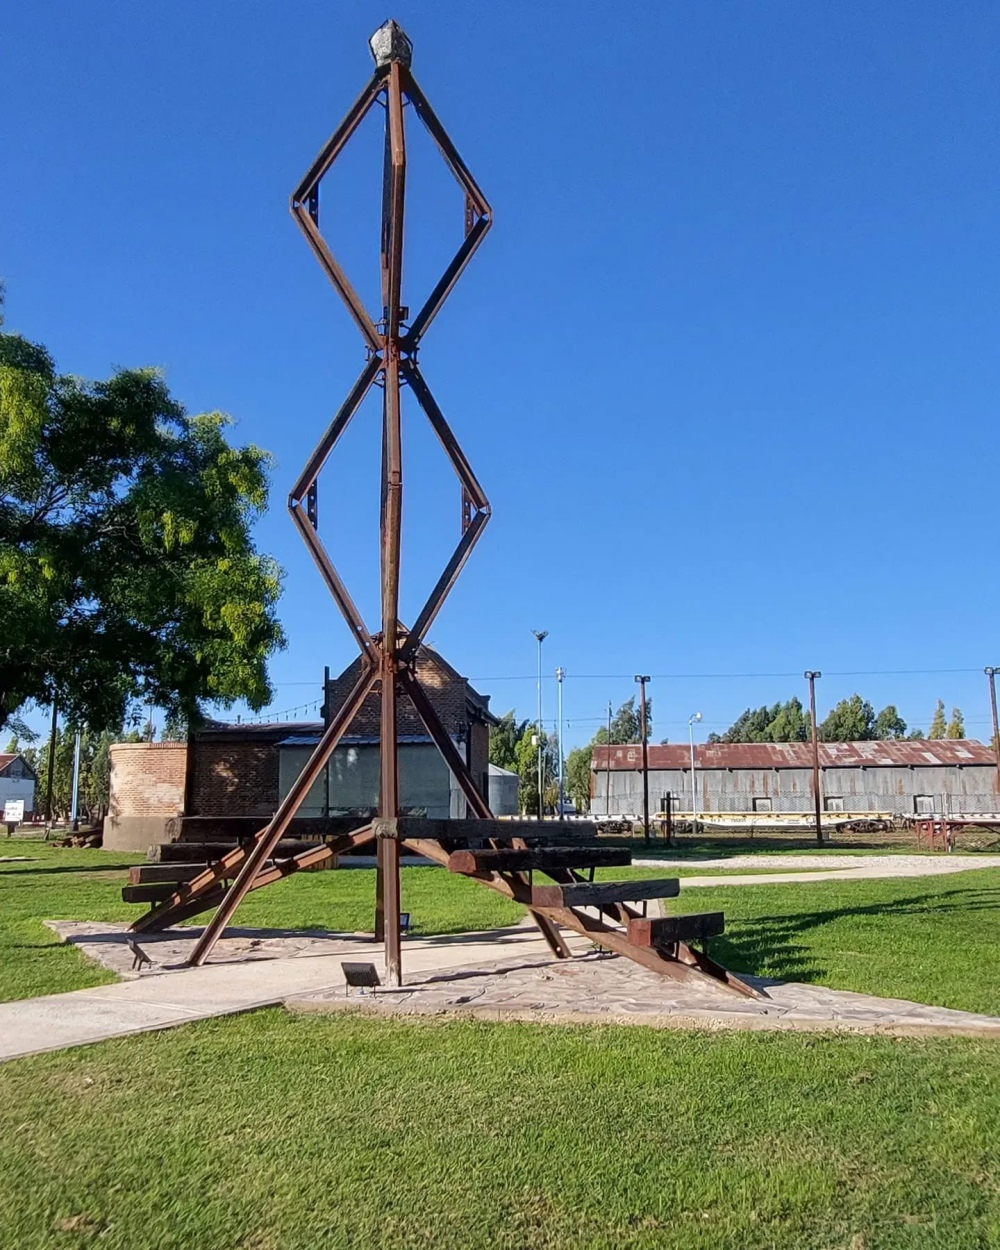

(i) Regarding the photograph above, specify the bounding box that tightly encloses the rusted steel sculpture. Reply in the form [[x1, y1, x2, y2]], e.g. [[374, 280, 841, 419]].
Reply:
[[130, 21, 760, 1000]]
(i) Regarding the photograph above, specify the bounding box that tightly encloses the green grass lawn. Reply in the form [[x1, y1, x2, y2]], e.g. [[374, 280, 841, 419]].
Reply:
[[3, 840, 1000, 1013], [4, 842, 1000, 1247], [1, 1011, 999, 1249], [0, 842, 145, 1001]]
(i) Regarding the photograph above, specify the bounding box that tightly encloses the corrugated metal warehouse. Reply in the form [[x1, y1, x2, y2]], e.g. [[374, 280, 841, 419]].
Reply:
[[590, 741, 999, 817]]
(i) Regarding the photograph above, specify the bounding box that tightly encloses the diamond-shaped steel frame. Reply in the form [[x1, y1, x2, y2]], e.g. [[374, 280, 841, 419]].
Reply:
[[161, 23, 515, 980], [124, 24, 765, 1006]]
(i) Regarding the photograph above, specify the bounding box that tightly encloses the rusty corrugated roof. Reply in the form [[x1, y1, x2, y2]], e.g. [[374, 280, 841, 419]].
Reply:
[[592, 740, 997, 770]]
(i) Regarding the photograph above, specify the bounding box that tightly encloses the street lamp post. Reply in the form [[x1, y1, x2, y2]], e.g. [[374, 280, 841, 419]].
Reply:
[[805, 671, 823, 844], [44, 700, 58, 826], [532, 630, 548, 818], [986, 667, 1000, 798], [634, 676, 651, 847], [556, 667, 565, 819], [70, 729, 82, 831], [688, 712, 702, 831]]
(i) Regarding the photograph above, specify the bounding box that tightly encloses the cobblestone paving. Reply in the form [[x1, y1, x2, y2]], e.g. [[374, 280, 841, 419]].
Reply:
[[44, 920, 1000, 1042]]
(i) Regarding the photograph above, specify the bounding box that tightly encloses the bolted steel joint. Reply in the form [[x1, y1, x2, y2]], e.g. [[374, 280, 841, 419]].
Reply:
[[369, 20, 413, 68]]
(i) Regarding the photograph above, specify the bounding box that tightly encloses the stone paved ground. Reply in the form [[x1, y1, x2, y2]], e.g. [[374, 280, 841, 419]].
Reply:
[[18, 920, 1000, 1048]]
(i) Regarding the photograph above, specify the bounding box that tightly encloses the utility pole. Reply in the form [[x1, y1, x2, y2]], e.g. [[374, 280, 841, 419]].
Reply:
[[986, 667, 1000, 799], [634, 675, 651, 847], [532, 630, 548, 818], [605, 701, 613, 817], [556, 667, 565, 819], [44, 700, 58, 826], [805, 670, 823, 844], [688, 712, 703, 831]]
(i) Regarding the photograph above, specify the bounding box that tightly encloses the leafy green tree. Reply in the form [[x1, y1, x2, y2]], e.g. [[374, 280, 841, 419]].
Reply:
[[31, 723, 146, 821], [946, 707, 965, 739], [908, 729, 925, 740], [488, 710, 529, 773], [592, 697, 652, 746], [716, 704, 779, 743], [768, 697, 810, 742], [514, 726, 555, 815], [874, 705, 907, 740], [819, 694, 876, 741], [929, 700, 947, 739], [565, 745, 592, 812], [0, 301, 285, 735], [710, 699, 809, 744]]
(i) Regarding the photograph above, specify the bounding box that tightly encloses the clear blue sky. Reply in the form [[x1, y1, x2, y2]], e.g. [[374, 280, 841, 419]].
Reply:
[[4, 2, 999, 747]]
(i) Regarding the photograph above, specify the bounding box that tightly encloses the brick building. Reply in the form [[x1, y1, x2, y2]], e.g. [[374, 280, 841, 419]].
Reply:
[[104, 646, 496, 851]]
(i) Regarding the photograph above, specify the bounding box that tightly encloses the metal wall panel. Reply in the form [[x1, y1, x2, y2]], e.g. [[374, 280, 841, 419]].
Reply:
[[589, 763, 998, 817]]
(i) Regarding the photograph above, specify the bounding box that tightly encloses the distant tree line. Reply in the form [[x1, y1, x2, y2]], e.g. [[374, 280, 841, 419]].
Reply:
[[491, 697, 652, 816], [707, 696, 965, 744], [490, 691, 972, 816]]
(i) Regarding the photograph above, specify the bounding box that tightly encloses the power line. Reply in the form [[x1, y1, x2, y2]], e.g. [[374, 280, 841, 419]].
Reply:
[[265, 667, 987, 688], [470, 667, 986, 682]]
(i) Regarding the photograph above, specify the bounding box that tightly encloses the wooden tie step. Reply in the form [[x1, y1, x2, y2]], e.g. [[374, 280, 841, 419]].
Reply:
[[374, 816, 600, 845], [529, 877, 680, 909], [130, 863, 220, 885], [627, 912, 725, 948], [150, 839, 323, 864], [123, 883, 193, 904], [447, 846, 631, 875]]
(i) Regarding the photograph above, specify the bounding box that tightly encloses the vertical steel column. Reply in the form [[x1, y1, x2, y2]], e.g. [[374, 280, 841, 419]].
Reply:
[[374, 59, 407, 987], [805, 670, 823, 844]]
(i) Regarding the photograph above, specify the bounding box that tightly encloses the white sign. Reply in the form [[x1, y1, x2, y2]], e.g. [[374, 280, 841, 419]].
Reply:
[[3, 800, 24, 823]]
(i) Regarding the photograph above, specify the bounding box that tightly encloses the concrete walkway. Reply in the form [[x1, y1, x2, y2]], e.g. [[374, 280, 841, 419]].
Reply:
[[637, 852, 1000, 889], [3, 916, 1000, 1063], [0, 924, 585, 1063]]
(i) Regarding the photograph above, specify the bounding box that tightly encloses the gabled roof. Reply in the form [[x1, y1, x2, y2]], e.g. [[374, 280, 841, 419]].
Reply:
[[325, 643, 496, 737], [593, 740, 997, 771], [0, 753, 38, 779]]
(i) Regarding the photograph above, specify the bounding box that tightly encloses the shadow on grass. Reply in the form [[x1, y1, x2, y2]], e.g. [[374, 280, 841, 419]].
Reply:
[[713, 884, 1000, 984]]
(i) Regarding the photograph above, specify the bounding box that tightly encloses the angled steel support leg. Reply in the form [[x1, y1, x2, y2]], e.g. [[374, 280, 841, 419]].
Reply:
[[185, 664, 377, 965]]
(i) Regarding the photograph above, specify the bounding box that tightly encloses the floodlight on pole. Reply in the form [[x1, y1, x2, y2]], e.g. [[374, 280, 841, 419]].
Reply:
[[985, 668, 1000, 796], [532, 630, 548, 818], [805, 671, 823, 844], [555, 667, 565, 819], [688, 712, 702, 830]]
